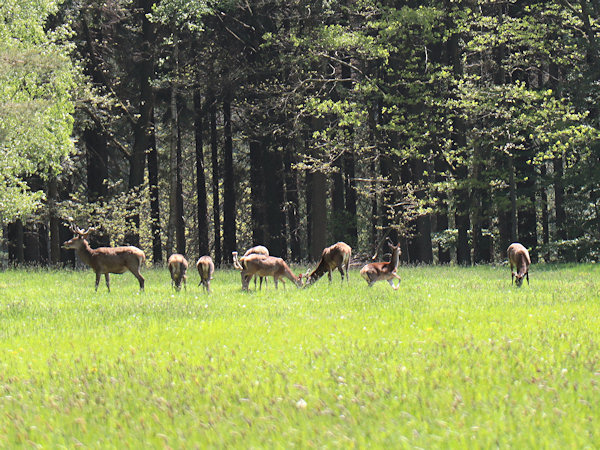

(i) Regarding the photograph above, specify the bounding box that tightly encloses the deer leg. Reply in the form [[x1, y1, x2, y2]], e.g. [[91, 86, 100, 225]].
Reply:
[[95, 273, 101, 292], [526, 272, 529, 285], [253, 275, 257, 290], [104, 273, 110, 292], [328, 270, 332, 283], [338, 265, 345, 283], [387, 279, 399, 290], [133, 271, 145, 291]]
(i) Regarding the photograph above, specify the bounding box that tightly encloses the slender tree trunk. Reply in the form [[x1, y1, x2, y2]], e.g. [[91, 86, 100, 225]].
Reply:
[[331, 158, 345, 242], [249, 139, 267, 245], [222, 98, 235, 264], [175, 104, 185, 256], [166, 39, 178, 258], [147, 108, 162, 263], [48, 177, 61, 265], [305, 170, 313, 260], [448, 21, 470, 265], [264, 147, 286, 258], [126, 0, 155, 247], [284, 146, 301, 260], [540, 164, 550, 261], [194, 91, 209, 257], [554, 156, 566, 240], [310, 171, 328, 261], [8, 220, 24, 265], [508, 154, 518, 241], [209, 95, 222, 265]]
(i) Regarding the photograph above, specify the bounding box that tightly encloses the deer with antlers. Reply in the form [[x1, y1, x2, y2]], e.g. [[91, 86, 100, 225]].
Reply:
[[507, 242, 531, 287], [233, 252, 302, 290], [167, 254, 188, 291], [62, 224, 146, 292], [303, 242, 352, 286], [360, 238, 402, 289]]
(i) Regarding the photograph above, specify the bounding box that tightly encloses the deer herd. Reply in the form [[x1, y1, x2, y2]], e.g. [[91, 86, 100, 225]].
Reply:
[[63, 224, 531, 293]]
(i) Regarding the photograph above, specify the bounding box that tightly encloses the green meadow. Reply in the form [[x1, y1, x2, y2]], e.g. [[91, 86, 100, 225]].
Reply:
[[0, 264, 599, 447]]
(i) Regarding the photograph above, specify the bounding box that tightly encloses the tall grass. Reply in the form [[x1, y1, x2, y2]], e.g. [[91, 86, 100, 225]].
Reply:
[[0, 264, 599, 447]]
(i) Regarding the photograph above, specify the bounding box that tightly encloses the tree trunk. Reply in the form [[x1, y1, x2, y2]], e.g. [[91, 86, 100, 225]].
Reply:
[[249, 139, 267, 245], [209, 94, 222, 265], [331, 158, 345, 242], [305, 170, 313, 260], [554, 155, 566, 240], [175, 104, 185, 256], [166, 44, 178, 258], [126, 0, 155, 247], [284, 146, 301, 260], [48, 177, 61, 265], [8, 219, 24, 265], [540, 163, 550, 261], [222, 98, 236, 264], [264, 147, 286, 258], [310, 171, 328, 261], [147, 108, 162, 263], [194, 91, 209, 257]]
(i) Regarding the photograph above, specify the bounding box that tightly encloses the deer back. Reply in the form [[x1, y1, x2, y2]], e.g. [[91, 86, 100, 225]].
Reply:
[[196, 256, 215, 280]]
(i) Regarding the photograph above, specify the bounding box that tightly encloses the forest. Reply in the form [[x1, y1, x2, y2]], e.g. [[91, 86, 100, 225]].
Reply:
[[2, 0, 600, 267]]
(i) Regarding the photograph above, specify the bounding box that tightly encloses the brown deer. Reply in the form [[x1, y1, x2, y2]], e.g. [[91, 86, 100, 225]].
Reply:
[[167, 254, 188, 291], [507, 242, 531, 287], [303, 242, 352, 286], [243, 245, 269, 290], [233, 253, 302, 290], [360, 240, 402, 289], [196, 255, 215, 293], [62, 225, 145, 292]]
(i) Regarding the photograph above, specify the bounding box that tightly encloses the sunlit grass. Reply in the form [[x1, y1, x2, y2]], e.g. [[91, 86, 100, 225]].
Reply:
[[0, 264, 599, 447]]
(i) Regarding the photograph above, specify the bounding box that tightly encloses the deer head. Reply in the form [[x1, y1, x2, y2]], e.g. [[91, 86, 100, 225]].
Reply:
[[62, 224, 95, 250]]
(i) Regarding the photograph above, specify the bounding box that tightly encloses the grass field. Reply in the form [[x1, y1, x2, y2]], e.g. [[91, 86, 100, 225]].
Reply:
[[1, 263, 600, 447]]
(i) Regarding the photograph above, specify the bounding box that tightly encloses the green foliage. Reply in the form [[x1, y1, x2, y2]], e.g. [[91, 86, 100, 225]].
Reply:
[[0, 0, 75, 224], [1, 266, 600, 445]]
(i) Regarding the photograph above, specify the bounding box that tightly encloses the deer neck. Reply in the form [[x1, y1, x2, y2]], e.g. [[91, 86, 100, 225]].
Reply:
[[308, 258, 328, 281], [76, 240, 95, 267], [388, 248, 400, 272]]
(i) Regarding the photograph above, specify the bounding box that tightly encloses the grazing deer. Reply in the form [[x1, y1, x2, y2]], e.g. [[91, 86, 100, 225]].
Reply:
[[507, 242, 531, 287], [303, 242, 352, 286], [62, 225, 145, 292], [196, 255, 215, 293], [243, 245, 269, 290], [233, 253, 302, 290], [360, 240, 402, 289], [167, 254, 188, 291]]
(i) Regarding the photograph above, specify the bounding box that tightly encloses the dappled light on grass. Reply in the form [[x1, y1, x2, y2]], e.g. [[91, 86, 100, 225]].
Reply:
[[0, 265, 599, 446]]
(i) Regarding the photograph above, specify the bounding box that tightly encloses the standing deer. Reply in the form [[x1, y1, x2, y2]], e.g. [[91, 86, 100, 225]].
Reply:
[[62, 225, 145, 292], [233, 253, 302, 290], [303, 242, 352, 286], [196, 255, 215, 293], [167, 254, 188, 291], [360, 240, 402, 289], [508, 242, 531, 287], [242, 245, 269, 290]]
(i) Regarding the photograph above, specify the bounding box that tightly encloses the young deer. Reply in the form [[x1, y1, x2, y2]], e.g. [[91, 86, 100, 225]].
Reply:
[[360, 240, 402, 289], [62, 225, 145, 292], [507, 242, 531, 287], [243, 245, 269, 290], [303, 242, 352, 286], [234, 253, 302, 290], [167, 254, 188, 291], [196, 255, 215, 293]]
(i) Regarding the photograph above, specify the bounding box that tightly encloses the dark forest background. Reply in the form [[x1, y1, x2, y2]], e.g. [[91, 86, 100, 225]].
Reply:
[[3, 0, 600, 267]]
